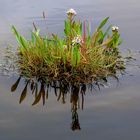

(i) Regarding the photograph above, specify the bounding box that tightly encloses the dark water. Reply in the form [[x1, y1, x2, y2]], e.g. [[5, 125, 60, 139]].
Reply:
[[0, 0, 140, 139]]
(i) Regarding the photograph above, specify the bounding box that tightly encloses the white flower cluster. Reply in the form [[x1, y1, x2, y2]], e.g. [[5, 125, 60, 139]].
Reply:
[[72, 35, 83, 46], [112, 26, 119, 31], [66, 8, 77, 16]]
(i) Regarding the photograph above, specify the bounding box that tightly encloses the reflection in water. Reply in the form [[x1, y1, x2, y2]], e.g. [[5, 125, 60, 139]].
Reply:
[[70, 85, 86, 130], [11, 77, 88, 130]]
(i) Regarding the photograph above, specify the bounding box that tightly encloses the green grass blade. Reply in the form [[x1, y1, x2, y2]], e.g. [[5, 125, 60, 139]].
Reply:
[[97, 17, 109, 31]]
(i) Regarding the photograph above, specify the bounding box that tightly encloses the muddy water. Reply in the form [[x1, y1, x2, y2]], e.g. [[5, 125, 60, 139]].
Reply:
[[0, 0, 140, 139]]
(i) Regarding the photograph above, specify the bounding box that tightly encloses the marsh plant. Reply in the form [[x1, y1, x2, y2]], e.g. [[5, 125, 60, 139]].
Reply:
[[12, 9, 125, 86], [9, 9, 126, 130]]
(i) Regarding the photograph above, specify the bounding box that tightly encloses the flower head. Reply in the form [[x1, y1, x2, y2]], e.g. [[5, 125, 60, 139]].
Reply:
[[66, 8, 77, 16], [72, 35, 83, 46], [112, 26, 119, 32]]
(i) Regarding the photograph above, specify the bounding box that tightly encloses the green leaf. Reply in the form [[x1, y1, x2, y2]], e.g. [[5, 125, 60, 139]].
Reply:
[[12, 26, 28, 49], [97, 17, 109, 31], [12, 26, 21, 45], [102, 25, 112, 40], [12, 26, 19, 39], [19, 36, 28, 48], [64, 20, 70, 36], [31, 32, 35, 44]]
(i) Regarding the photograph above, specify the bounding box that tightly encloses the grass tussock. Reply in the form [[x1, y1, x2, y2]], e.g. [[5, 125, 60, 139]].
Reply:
[[12, 9, 125, 84]]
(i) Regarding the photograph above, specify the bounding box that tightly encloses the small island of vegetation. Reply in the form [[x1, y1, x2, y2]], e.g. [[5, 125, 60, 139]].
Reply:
[[6, 8, 127, 131], [11, 9, 125, 86]]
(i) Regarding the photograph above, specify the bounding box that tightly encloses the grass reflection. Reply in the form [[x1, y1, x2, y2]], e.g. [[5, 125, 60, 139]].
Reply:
[[11, 76, 90, 130]]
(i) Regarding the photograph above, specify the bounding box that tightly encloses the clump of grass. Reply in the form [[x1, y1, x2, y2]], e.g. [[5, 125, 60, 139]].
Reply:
[[12, 9, 125, 84]]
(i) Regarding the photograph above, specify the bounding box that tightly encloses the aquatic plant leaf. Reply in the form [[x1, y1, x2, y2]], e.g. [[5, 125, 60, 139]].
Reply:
[[19, 82, 29, 104], [71, 46, 81, 67], [32, 83, 45, 106], [97, 17, 109, 31], [42, 92, 45, 105], [12, 26, 28, 49], [31, 85, 36, 94], [41, 84, 46, 105], [46, 88, 48, 100], [81, 92, 84, 110], [35, 83, 38, 97], [12, 26, 25, 49], [54, 87, 57, 96], [97, 31, 103, 45], [91, 31, 100, 47], [35, 29, 40, 36], [98, 25, 112, 44], [31, 32, 35, 44], [32, 91, 42, 106], [30, 81, 34, 91], [12, 26, 20, 42], [11, 77, 21, 92], [57, 89, 62, 101], [76, 49, 81, 65], [19, 36, 28, 49], [103, 25, 112, 39], [64, 20, 70, 36]]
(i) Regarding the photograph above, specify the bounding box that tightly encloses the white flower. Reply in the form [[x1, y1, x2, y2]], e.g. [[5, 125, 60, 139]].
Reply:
[[72, 35, 83, 46], [112, 26, 119, 31], [66, 8, 77, 16]]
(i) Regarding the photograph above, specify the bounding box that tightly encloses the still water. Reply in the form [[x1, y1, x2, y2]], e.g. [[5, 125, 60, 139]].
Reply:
[[0, 0, 140, 139]]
